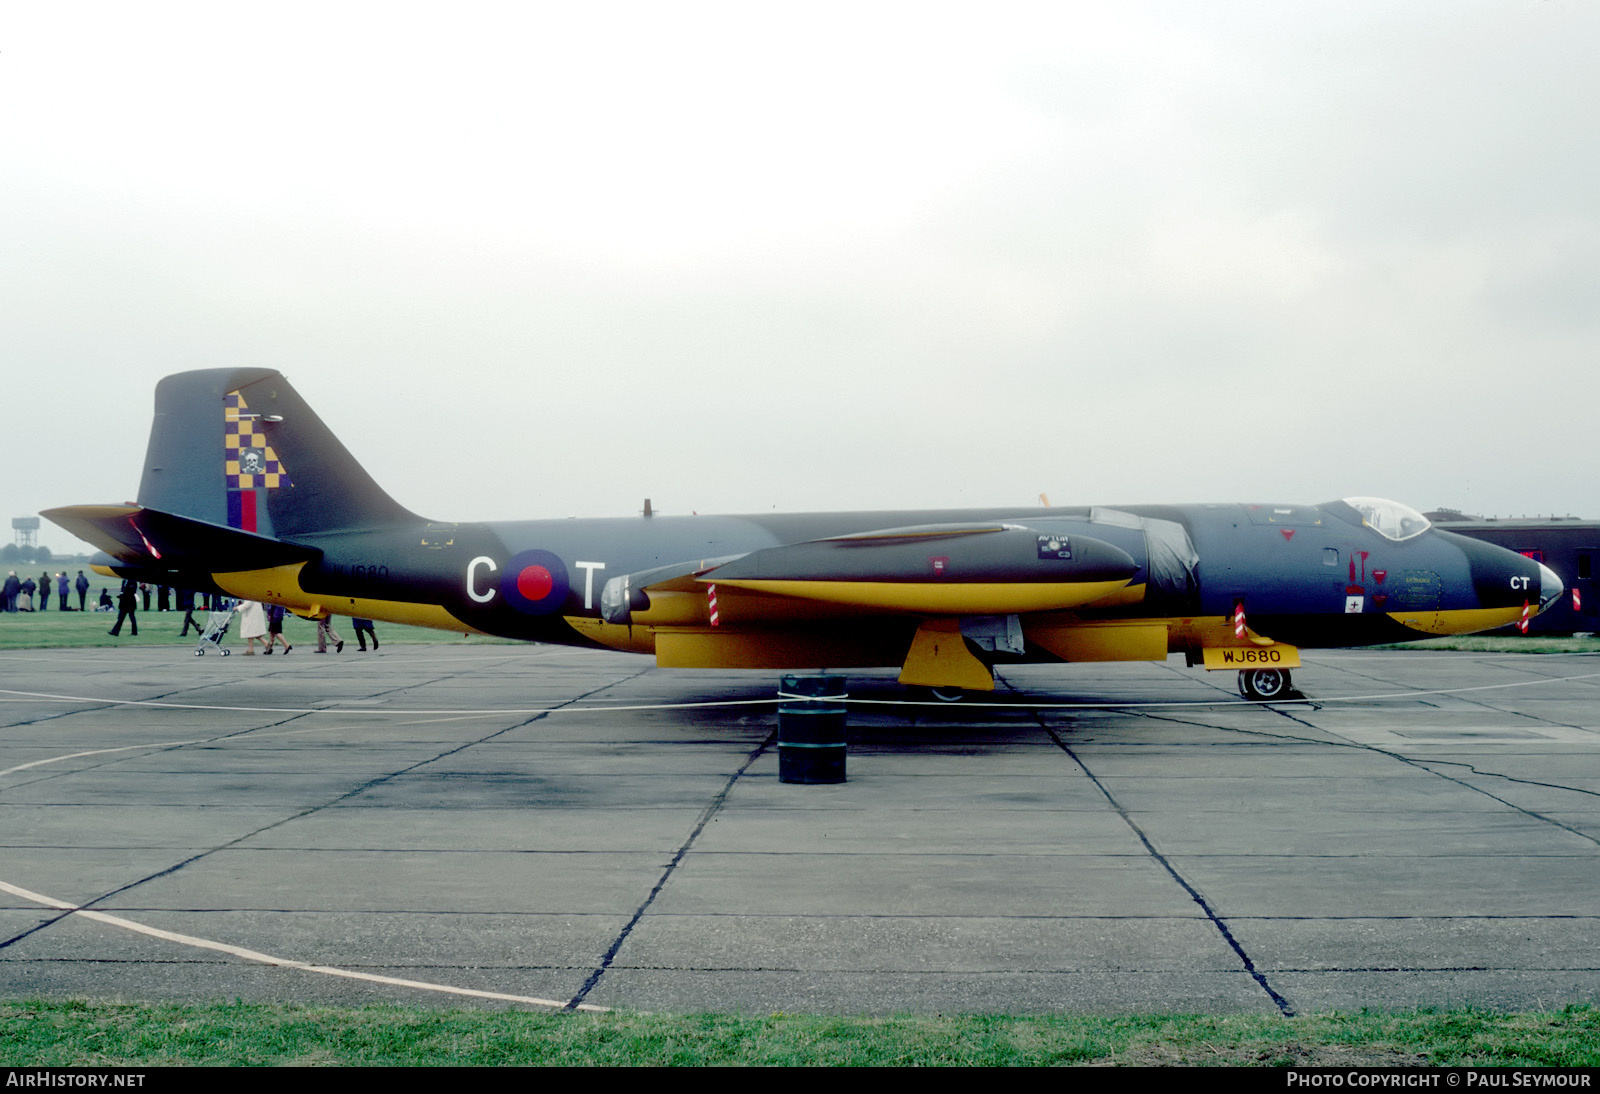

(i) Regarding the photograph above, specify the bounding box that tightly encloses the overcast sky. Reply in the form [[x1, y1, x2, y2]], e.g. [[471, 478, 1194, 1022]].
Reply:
[[4, 1, 1597, 555]]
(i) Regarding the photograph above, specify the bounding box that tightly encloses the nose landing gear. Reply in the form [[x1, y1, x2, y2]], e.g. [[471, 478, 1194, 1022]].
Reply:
[[1237, 668, 1292, 702]]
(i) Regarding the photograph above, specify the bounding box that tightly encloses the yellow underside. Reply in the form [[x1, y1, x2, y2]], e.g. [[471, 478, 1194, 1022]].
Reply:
[[566, 617, 658, 654], [1388, 605, 1528, 635], [703, 577, 1134, 614], [652, 627, 911, 670], [897, 618, 994, 690], [1025, 621, 1170, 662], [575, 599, 1530, 675], [1167, 616, 1282, 651], [212, 564, 485, 634]]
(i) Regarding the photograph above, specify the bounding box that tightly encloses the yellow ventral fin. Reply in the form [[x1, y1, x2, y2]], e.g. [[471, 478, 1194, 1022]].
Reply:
[[898, 618, 995, 691]]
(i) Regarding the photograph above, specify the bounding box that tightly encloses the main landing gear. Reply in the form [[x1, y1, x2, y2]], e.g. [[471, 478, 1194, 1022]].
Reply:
[[1237, 668, 1292, 702]]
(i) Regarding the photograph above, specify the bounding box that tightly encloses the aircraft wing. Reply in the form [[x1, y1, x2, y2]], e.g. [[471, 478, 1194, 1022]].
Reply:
[[599, 553, 746, 623], [585, 521, 1143, 689], [598, 522, 1139, 624], [698, 522, 1137, 614]]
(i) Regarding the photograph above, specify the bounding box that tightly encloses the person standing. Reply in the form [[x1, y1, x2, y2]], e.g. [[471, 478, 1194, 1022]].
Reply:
[[312, 609, 344, 653], [352, 617, 379, 651], [109, 579, 139, 637], [265, 603, 291, 654], [19, 575, 35, 612], [57, 572, 70, 611], [177, 588, 202, 636], [75, 571, 89, 611], [238, 600, 268, 654]]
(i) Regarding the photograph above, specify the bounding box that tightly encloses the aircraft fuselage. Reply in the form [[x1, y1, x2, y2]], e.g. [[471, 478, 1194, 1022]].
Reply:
[[45, 369, 1560, 695]]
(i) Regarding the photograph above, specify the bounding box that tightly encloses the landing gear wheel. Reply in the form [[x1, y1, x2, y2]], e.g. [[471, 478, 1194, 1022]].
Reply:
[[1238, 668, 1290, 701], [928, 687, 967, 703], [221, 648, 231, 657], [194, 649, 204, 657]]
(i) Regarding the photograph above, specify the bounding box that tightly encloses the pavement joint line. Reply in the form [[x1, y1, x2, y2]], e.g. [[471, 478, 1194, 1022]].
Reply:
[[1317, 738, 1600, 851], [0, 878, 602, 1011], [0, 670, 315, 731], [6, 649, 1600, 1013], [1000, 671, 1299, 1018], [0, 710, 540, 782], [0, 664, 650, 1008], [0, 707, 318, 785], [1405, 758, 1600, 803], [1046, 725, 1298, 1018], [1229, 663, 1600, 847], [0, 739, 228, 778], [564, 724, 778, 1010], [1123, 713, 1600, 850], [1318, 659, 1596, 732]]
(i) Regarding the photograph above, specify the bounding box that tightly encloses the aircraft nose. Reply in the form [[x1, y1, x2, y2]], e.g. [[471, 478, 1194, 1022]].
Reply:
[[1537, 562, 1564, 613]]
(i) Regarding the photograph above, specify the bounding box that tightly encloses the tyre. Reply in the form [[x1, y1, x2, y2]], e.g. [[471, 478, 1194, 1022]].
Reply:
[[1237, 668, 1290, 701]]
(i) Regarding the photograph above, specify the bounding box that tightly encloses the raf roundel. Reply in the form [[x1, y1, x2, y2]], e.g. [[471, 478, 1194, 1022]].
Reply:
[[501, 549, 569, 614]]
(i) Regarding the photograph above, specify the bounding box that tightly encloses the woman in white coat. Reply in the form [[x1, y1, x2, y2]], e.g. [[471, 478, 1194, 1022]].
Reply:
[[239, 600, 269, 655]]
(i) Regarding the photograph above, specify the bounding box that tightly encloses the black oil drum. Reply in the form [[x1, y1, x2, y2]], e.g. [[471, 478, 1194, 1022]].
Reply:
[[777, 674, 847, 784]]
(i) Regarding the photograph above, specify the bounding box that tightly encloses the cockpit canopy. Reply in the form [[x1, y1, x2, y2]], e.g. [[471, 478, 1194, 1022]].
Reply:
[[1340, 497, 1432, 542]]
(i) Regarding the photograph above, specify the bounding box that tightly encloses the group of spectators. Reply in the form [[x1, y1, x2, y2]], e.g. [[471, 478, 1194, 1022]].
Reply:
[[7, 570, 382, 653], [235, 601, 379, 654], [101, 577, 379, 653], [2, 570, 91, 612], [108, 581, 230, 636]]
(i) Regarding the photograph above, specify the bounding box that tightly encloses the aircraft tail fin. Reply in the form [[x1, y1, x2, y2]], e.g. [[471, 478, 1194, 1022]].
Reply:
[[136, 368, 418, 539]]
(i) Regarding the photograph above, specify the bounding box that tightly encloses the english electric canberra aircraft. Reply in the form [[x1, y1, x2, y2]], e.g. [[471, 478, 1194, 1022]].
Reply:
[[46, 370, 1561, 700]]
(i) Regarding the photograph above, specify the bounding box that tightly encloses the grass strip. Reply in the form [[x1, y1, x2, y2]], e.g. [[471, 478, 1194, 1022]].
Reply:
[[3, 1002, 1599, 1067]]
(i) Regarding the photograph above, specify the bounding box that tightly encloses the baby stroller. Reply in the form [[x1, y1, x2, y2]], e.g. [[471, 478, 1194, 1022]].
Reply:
[[195, 598, 236, 656]]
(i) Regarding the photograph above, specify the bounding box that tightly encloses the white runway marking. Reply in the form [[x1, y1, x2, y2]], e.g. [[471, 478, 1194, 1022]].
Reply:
[[0, 879, 605, 1012], [0, 741, 208, 778], [0, 713, 506, 779]]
